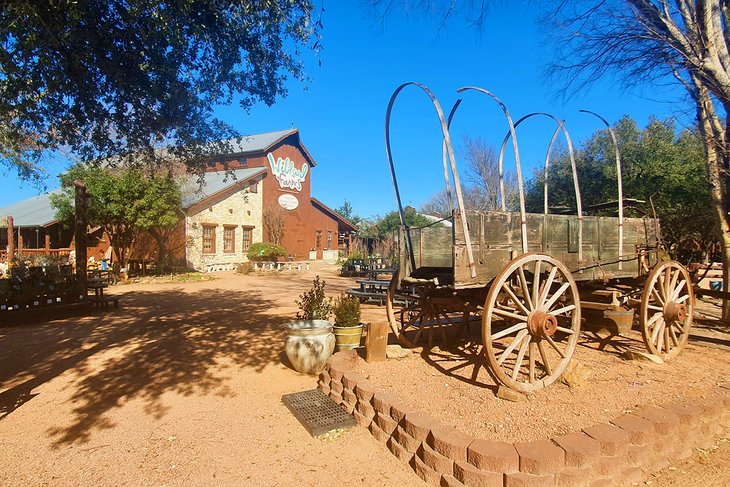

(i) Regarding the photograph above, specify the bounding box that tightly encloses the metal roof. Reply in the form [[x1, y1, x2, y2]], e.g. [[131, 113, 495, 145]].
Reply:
[[225, 128, 298, 155], [0, 167, 267, 227], [0, 191, 60, 228], [181, 167, 267, 208]]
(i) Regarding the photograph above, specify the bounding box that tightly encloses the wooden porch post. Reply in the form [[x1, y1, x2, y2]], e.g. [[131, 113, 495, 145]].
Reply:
[[6, 216, 14, 260], [45, 234, 51, 254]]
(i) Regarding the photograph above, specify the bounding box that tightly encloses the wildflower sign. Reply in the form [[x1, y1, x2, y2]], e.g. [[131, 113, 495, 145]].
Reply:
[[267, 153, 308, 192]]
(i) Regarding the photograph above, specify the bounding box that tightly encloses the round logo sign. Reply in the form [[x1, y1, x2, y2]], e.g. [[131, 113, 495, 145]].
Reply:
[[278, 193, 299, 210]]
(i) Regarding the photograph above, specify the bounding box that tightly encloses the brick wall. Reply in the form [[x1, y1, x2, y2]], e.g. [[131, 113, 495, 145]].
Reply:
[[320, 351, 730, 487]]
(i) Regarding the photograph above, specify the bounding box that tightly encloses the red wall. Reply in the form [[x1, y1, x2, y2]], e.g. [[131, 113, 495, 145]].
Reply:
[[207, 133, 339, 260]]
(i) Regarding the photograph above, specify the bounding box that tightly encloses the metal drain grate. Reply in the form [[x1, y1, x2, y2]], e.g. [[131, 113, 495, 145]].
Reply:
[[282, 389, 356, 437]]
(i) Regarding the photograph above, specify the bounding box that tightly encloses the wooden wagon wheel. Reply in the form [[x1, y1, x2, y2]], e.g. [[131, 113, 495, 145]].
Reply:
[[483, 253, 581, 393], [386, 268, 416, 347], [386, 270, 466, 348], [639, 260, 694, 359]]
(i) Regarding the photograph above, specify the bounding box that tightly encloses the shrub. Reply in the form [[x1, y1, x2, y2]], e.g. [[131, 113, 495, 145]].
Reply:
[[333, 293, 361, 327], [247, 242, 287, 262], [235, 262, 254, 275], [295, 275, 333, 320]]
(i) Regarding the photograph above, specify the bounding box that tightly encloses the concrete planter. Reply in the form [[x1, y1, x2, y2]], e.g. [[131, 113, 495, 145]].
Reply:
[[285, 320, 335, 374]]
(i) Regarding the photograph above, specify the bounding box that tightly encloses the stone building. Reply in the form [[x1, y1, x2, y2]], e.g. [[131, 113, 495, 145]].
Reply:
[[178, 128, 357, 271]]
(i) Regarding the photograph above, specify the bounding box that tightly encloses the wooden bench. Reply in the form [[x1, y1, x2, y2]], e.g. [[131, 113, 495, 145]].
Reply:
[[355, 279, 391, 292], [90, 295, 120, 308]]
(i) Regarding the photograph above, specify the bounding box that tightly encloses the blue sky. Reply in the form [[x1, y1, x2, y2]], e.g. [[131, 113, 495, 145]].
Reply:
[[2, 2, 690, 219]]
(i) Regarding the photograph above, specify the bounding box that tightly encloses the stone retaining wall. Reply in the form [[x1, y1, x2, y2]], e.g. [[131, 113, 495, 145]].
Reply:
[[318, 350, 730, 487]]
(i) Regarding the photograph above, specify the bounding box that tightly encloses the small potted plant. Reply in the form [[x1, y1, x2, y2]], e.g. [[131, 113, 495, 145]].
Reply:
[[284, 276, 335, 374], [332, 293, 364, 352]]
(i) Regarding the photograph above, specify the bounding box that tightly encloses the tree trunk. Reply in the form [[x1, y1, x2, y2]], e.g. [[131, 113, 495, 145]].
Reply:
[[694, 80, 730, 319], [149, 228, 168, 274], [74, 181, 88, 290]]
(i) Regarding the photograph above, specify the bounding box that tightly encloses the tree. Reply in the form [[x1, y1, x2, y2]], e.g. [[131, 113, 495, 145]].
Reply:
[[263, 204, 285, 246], [50, 166, 182, 272], [545, 1, 730, 316], [524, 115, 717, 262], [361, 207, 435, 241], [336, 201, 354, 220], [1, 1, 319, 180], [420, 136, 517, 215]]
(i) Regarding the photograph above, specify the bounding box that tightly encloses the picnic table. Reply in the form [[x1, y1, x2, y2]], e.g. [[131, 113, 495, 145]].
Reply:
[[86, 278, 119, 308], [366, 268, 396, 280], [346, 272, 415, 306]]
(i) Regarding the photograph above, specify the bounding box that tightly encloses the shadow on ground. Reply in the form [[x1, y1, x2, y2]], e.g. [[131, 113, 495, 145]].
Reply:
[[0, 287, 288, 445]]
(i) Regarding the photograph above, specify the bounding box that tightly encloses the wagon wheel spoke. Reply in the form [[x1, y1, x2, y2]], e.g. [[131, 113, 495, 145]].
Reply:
[[502, 282, 531, 316], [640, 261, 694, 358], [491, 321, 528, 341], [537, 266, 558, 308], [671, 279, 687, 301], [669, 325, 679, 347], [483, 253, 580, 393], [497, 329, 529, 365], [528, 341, 537, 384], [531, 259, 542, 309], [537, 340, 553, 375], [543, 282, 571, 310], [550, 304, 576, 316], [651, 288, 665, 307], [544, 335, 566, 358], [511, 338, 530, 381], [517, 265, 533, 311], [492, 307, 529, 323]]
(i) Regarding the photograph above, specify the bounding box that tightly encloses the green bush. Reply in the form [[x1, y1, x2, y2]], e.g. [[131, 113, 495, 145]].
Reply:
[[295, 275, 333, 320], [247, 242, 287, 262], [333, 293, 361, 327]]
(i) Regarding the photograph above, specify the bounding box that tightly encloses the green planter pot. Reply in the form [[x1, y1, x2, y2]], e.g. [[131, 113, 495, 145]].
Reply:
[[333, 323, 364, 352]]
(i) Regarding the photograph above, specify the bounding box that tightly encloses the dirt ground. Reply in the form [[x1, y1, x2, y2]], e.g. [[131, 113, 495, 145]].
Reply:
[[0, 262, 728, 486]]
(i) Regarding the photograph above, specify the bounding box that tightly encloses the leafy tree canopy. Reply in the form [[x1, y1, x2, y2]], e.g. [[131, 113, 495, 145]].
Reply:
[[361, 207, 435, 240], [524, 116, 717, 262], [50, 165, 182, 268], [1, 1, 319, 181]]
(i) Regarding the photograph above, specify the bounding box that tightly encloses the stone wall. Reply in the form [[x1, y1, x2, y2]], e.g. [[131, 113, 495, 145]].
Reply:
[[186, 182, 263, 272], [320, 350, 730, 487]]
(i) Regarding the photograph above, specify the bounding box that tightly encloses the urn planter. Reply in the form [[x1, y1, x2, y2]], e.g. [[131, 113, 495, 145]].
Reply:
[[284, 320, 335, 374]]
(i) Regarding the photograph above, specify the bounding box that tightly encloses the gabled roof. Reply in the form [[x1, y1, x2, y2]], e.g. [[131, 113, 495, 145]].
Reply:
[[226, 128, 298, 154], [182, 167, 267, 209], [0, 191, 60, 228], [222, 128, 316, 168], [311, 198, 359, 233]]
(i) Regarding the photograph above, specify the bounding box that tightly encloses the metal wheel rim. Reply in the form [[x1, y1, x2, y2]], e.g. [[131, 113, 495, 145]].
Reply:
[[640, 260, 694, 358], [386, 269, 417, 347], [482, 253, 581, 393]]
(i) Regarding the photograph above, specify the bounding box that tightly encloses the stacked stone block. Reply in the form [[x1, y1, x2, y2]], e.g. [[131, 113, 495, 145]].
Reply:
[[318, 351, 730, 487]]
